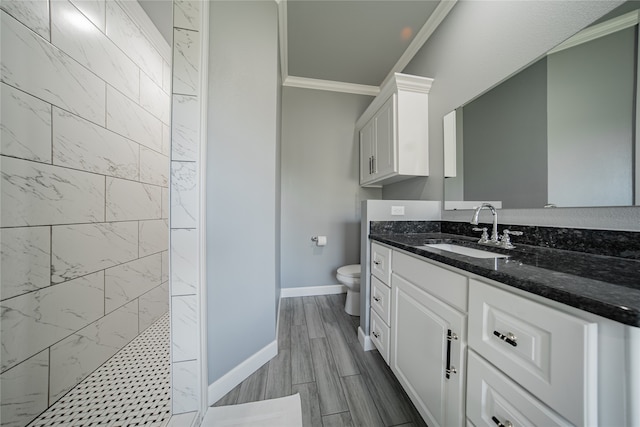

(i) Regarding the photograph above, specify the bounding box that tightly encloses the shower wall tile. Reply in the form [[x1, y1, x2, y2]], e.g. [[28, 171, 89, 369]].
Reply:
[[172, 28, 200, 96], [1, 157, 105, 227], [171, 229, 198, 296], [163, 60, 171, 94], [51, 0, 139, 101], [140, 72, 171, 125], [105, 1, 163, 85], [0, 350, 49, 427], [51, 221, 138, 283], [52, 108, 139, 180], [105, 254, 162, 313], [140, 146, 169, 187], [162, 123, 171, 156], [139, 219, 169, 257], [0, 226, 50, 301], [1, 11, 106, 126], [172, 94, 199, 161], [174, 0, 200, 31], [49, 300, 138, 404], [171, 161, 198, 229], [106, 86, 163, 152], [1, 271, 104, 373], [0, 83, 52, 163], [162, 187, 170, 219], [139, 281, 169, 331], [69, 0, 105, 33], [172, 360, 199, 414], [0, 0, 50, 40], [161, 250, 169, 283], [171, 295, 198, 362], [106, 177, 162, 221]]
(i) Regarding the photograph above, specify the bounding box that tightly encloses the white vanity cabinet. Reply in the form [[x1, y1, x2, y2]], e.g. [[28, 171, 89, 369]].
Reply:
[[357, 73, 432, 187], [367, 240, 637, 427], [390, 250, 467, 427]]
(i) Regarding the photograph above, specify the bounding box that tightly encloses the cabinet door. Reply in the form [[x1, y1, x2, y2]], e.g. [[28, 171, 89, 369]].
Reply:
[[391, 273, 466, 427], [359, 120, 375, 184], [374, 95, 396, 179]]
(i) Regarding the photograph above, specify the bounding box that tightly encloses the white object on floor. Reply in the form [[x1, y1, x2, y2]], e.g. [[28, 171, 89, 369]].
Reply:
[[202, 394, 303, 427], [337, 264, 361, 315]]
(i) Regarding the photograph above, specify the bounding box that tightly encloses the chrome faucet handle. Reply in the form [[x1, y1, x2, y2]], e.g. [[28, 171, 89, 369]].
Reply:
[[472, 227, 490, 244], [500, 229, 523, 249]]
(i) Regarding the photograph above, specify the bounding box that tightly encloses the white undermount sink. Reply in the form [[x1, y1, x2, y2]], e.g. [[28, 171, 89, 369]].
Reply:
[[417, 243, 509, 259]]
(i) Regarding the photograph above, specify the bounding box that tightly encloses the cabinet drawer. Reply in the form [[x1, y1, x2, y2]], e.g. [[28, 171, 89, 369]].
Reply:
[[468, 279, 597, 426], [371, 275, 391, 325], [370, 309, 390, 364], [371, 242, 392, 284], [392, 250, 467, 312], [467, 351, 571, 427]]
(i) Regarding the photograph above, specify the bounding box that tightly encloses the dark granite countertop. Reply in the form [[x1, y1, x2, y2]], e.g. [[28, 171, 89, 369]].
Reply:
[[370, 233, 640, 327]]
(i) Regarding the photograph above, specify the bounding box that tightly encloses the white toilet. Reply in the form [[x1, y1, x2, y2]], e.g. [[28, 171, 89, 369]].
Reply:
[[336, 264, 361, 316]]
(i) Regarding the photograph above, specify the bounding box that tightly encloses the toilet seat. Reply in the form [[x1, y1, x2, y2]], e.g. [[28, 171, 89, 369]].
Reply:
[[336, 264, 360, 286]]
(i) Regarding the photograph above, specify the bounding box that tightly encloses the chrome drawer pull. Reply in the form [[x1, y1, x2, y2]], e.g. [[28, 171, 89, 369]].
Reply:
[[492, 416, 513, 427], [373, 260, 381, 266], [373, 296, 381, 302], [372, 331, 381, 339], [493, 330, 517, 347]]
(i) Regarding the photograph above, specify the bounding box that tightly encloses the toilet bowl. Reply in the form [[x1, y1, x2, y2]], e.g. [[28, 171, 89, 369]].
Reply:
[[337, 264, 361, 316]]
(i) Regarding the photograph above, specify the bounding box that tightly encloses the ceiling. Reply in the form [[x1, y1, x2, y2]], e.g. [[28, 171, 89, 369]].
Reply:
[[138, 0, 448, 93], [286, 1, 441, 88]]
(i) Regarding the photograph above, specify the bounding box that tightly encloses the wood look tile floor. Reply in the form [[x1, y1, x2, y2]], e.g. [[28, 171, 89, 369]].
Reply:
[[213, 294, 427, 427]]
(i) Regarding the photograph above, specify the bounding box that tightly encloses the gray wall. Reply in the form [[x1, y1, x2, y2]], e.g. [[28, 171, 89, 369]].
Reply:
[[547, 27, 635, 207], [280, 87, 379, 289], [462, 57, 547, 209], [382, 0, 640, 231], [207, 1, 279, 383]]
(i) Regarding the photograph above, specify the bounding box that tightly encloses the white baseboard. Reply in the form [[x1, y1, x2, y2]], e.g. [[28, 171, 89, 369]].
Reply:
[[358, 326, 376, 352], [280, 284, 346, 298], [207, 340, 278, 406]]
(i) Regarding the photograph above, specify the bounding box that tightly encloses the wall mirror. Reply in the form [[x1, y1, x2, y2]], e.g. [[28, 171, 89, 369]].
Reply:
[[444, 2, 640, 210]]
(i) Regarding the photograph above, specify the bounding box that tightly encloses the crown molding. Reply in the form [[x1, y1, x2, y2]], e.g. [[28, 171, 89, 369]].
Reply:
[[548, 9, 639, 55], [116, 0, 171, 63], [356, 72, 433, 128], [283, 76, 379, 97]]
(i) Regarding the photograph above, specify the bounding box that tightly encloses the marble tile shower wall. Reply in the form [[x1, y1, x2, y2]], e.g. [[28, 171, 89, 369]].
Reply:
[[170, 0, 203, 415], [0, 2, 170, 426]]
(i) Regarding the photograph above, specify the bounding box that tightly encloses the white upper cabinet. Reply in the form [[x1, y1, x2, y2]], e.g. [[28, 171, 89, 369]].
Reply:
[[357, 73, 433, 187]]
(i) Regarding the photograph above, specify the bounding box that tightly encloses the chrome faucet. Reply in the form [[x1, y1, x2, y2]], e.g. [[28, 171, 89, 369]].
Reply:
[[470, 203, 499, 244]]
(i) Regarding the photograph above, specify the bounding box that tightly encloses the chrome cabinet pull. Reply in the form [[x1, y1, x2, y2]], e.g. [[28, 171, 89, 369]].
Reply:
[[492, 416, 513, 427], [493, 330, 518, 347], [373, 296, 381, 303], [373, 260, 381, 266], [445, 329, 457, 379], [372, 331, 380, 339]]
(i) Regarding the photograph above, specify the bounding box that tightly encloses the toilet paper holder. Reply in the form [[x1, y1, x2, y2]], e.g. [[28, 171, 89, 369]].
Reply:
[[311, 236, 327, 246]]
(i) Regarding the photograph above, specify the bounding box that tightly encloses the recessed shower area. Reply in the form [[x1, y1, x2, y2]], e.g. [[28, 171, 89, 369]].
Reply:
[[1, 1, 172, 426]]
